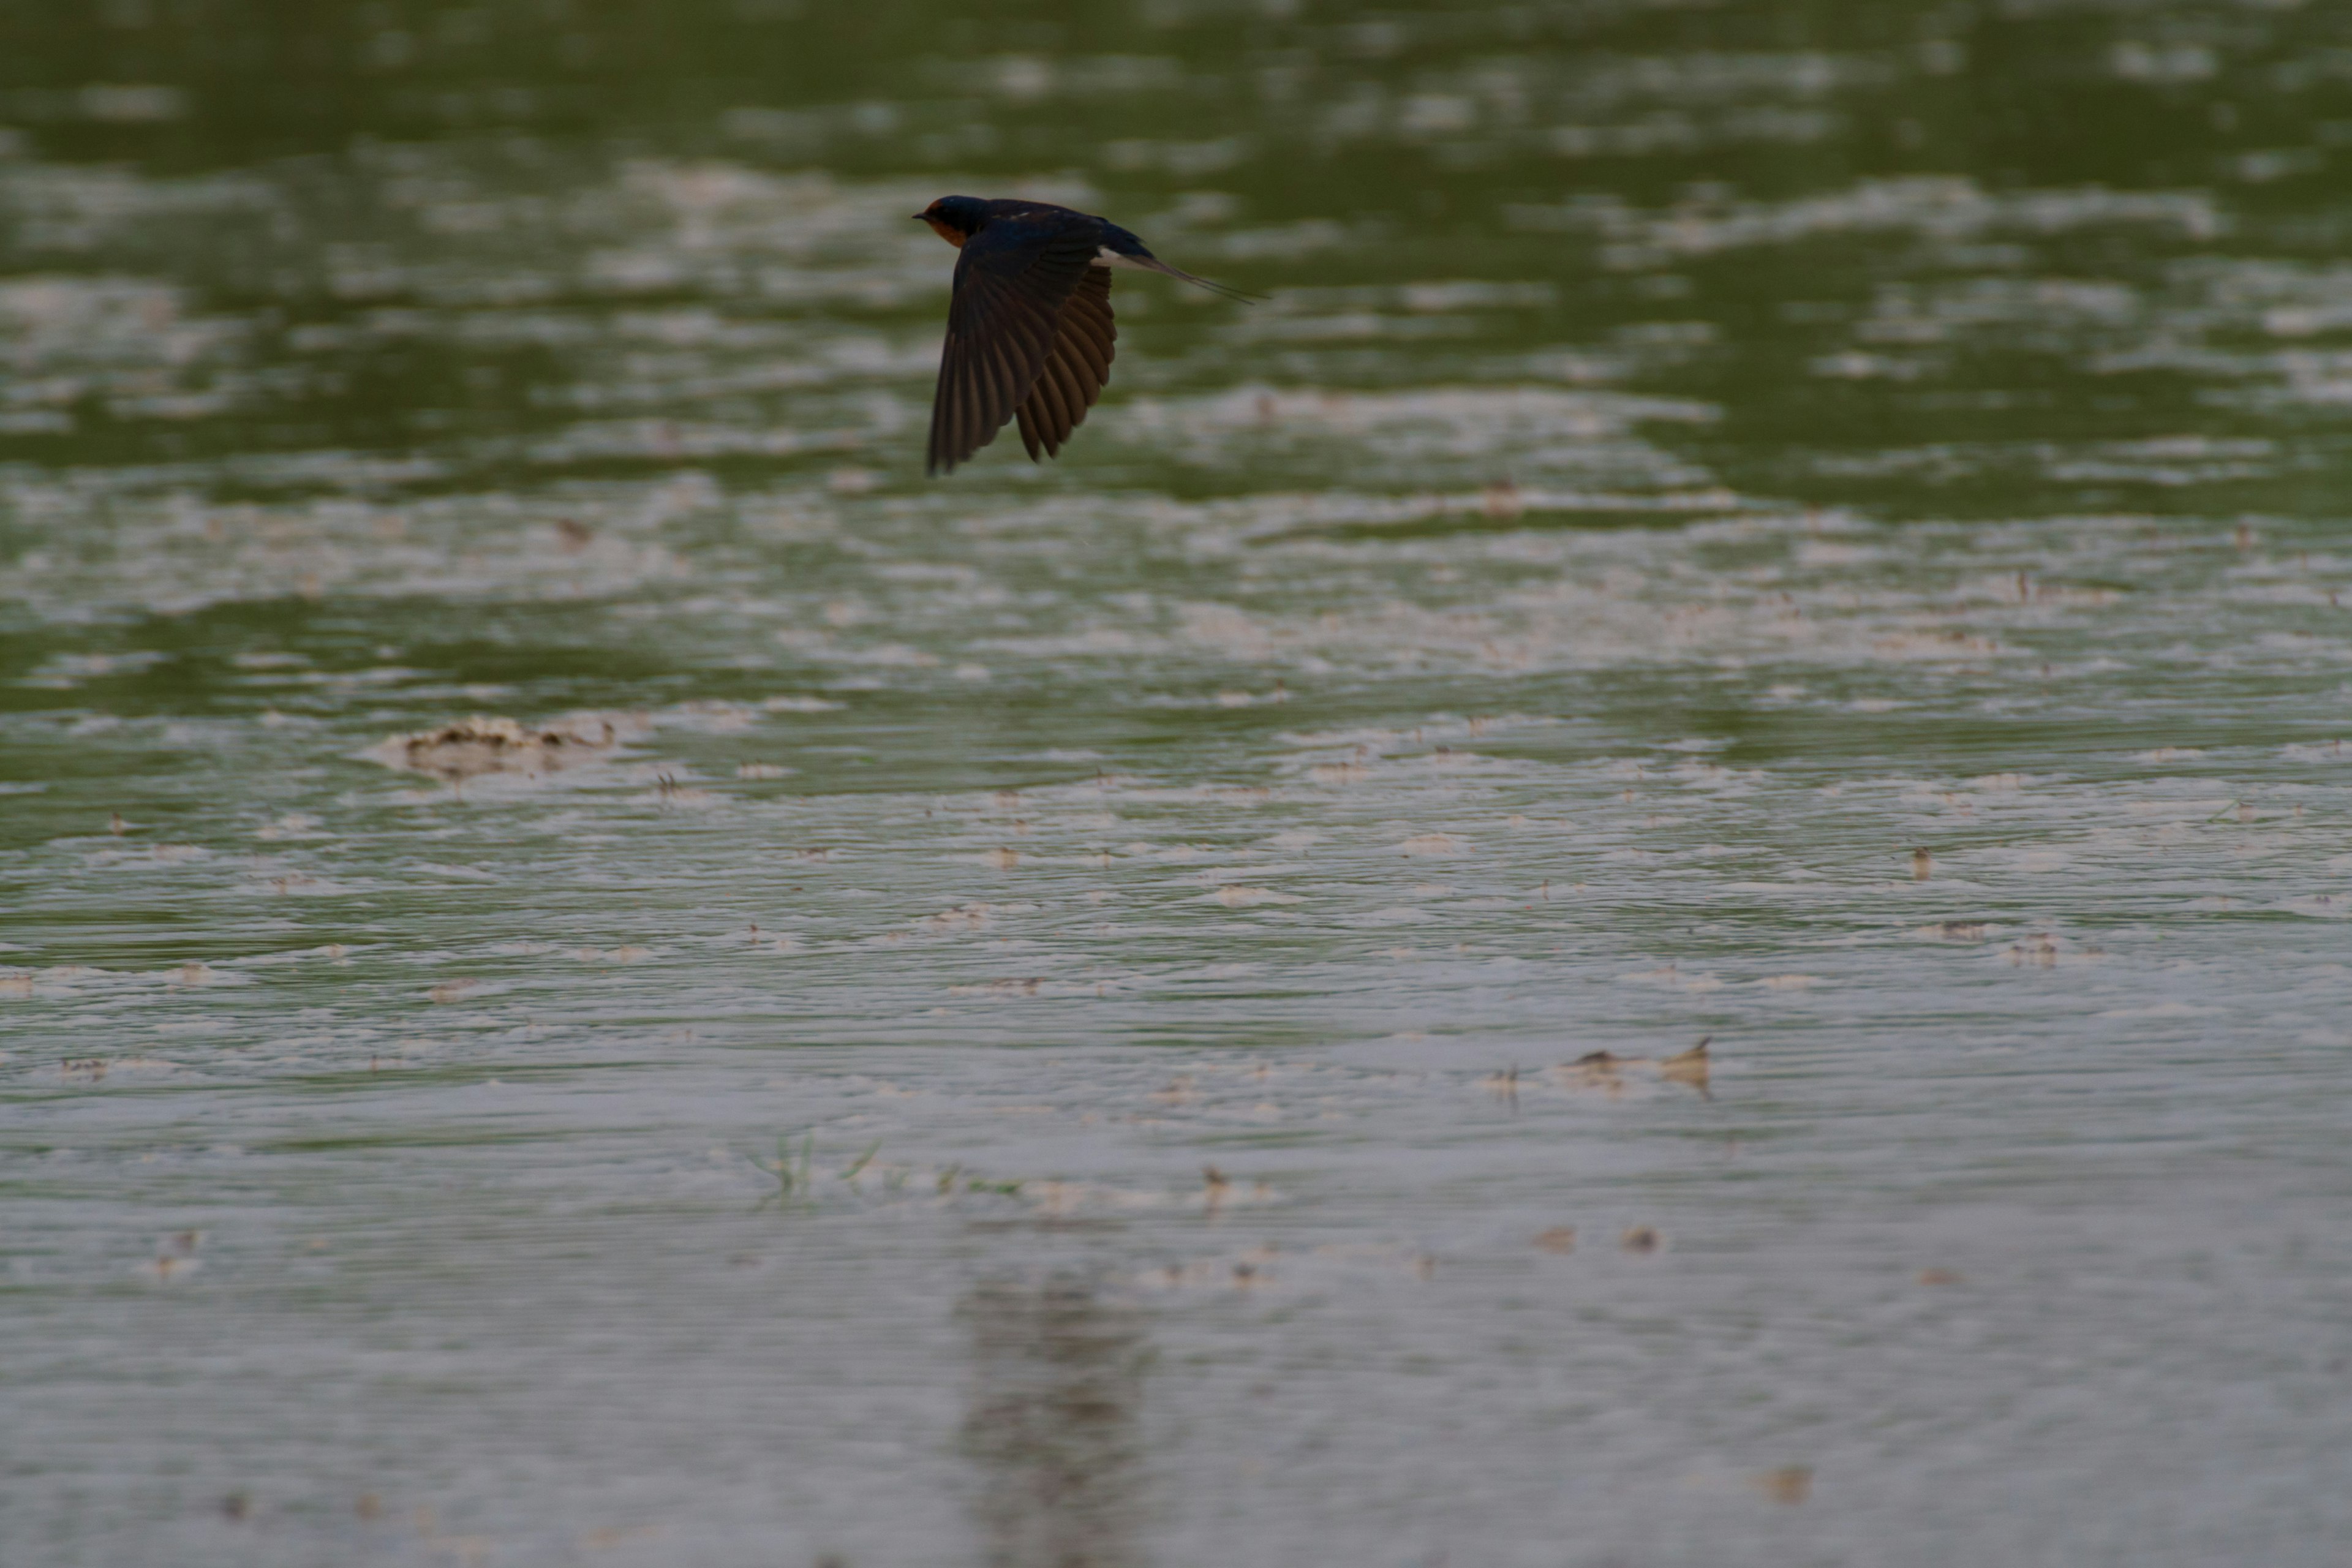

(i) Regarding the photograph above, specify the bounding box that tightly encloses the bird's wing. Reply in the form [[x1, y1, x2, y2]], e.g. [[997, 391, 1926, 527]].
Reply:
[[927, 221, 1099, 475], [1011, 266, 1117, 462]]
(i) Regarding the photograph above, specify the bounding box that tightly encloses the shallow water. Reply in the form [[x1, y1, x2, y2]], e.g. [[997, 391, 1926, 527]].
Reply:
[[5, 2, 2351, 1564]]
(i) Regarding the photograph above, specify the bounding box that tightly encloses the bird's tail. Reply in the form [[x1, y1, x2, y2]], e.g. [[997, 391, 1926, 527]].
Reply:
[[1131, 254, 1265, 304]]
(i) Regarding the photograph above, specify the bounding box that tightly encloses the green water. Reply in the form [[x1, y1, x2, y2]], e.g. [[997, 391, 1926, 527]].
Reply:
[[4, 3, 2351, 1564]]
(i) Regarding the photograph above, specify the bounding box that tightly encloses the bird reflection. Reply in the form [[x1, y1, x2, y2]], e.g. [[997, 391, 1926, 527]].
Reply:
[[959, 1280, 1150, 1568]]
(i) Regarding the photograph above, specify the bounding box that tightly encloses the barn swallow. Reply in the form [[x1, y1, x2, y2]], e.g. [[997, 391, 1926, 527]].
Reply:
[[914, 196, 1254, 475]]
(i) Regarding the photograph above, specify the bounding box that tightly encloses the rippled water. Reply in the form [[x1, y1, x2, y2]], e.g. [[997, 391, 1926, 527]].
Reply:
[[6, 3, 2352, 1564]]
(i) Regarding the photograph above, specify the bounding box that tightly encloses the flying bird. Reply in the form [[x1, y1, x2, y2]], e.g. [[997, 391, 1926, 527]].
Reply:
[[914, 196, 1254, 475]]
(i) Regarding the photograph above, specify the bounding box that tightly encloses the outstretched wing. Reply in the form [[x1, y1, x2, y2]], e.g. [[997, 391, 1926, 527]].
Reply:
[[927, 220, 1101, 475], [1011, 266, 1117, 462]]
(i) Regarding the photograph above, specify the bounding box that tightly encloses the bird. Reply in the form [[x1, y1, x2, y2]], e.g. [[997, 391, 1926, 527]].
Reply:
[[913, 195, 1254, 475]]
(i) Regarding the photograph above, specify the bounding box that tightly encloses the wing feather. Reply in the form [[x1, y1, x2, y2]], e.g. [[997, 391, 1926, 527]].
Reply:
[[926, 223, 1100, 475], [1031, 335, 1078, 428], [1011, 266, 1118, 462], [1042, 351, 1089, 439]]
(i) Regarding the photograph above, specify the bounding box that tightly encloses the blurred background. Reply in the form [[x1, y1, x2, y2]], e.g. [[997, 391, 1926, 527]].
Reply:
[[4, 2, 2351, 1566], [3, 0, 2348, 507]]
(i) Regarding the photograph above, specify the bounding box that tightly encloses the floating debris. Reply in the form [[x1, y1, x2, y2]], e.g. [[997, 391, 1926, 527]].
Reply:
[[1397, 832, 1469, 858], [2008, 933, 2060, 968], [364, 714, 624, 783], [1558, 1050, 1627, 1094], [1533, 1226, 1577, 1254], [1659, 1037, 1711, 1098], [1151, 1077, 1197, 1106], [1211, 884, 1302, 908], [1620, 1225, 1662, 1254], [1551, 1041, 1715, 1099], [136, 1251, 203, 1284], [1752, 1466, 1812, 1504]]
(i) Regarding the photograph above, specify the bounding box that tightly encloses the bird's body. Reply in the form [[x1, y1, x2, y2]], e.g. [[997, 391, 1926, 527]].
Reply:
[[914, 196, 1250, 475]]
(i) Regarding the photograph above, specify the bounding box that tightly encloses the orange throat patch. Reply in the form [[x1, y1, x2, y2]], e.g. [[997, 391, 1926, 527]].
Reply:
[[921, 216, 967, 247]]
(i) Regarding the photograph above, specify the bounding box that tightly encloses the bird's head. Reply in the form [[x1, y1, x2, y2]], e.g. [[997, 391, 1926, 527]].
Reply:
[[914, 195, 988, 247]]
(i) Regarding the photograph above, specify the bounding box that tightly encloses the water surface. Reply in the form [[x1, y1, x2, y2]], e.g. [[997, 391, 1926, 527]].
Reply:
[[5, 2, 2351, 1564]]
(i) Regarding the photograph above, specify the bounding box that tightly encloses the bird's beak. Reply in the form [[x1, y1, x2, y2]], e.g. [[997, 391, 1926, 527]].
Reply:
[[911, 213, 929, 221]]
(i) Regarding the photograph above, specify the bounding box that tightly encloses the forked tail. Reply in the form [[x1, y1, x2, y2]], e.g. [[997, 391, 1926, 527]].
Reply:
[[1132, 254, 1265, 304]]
